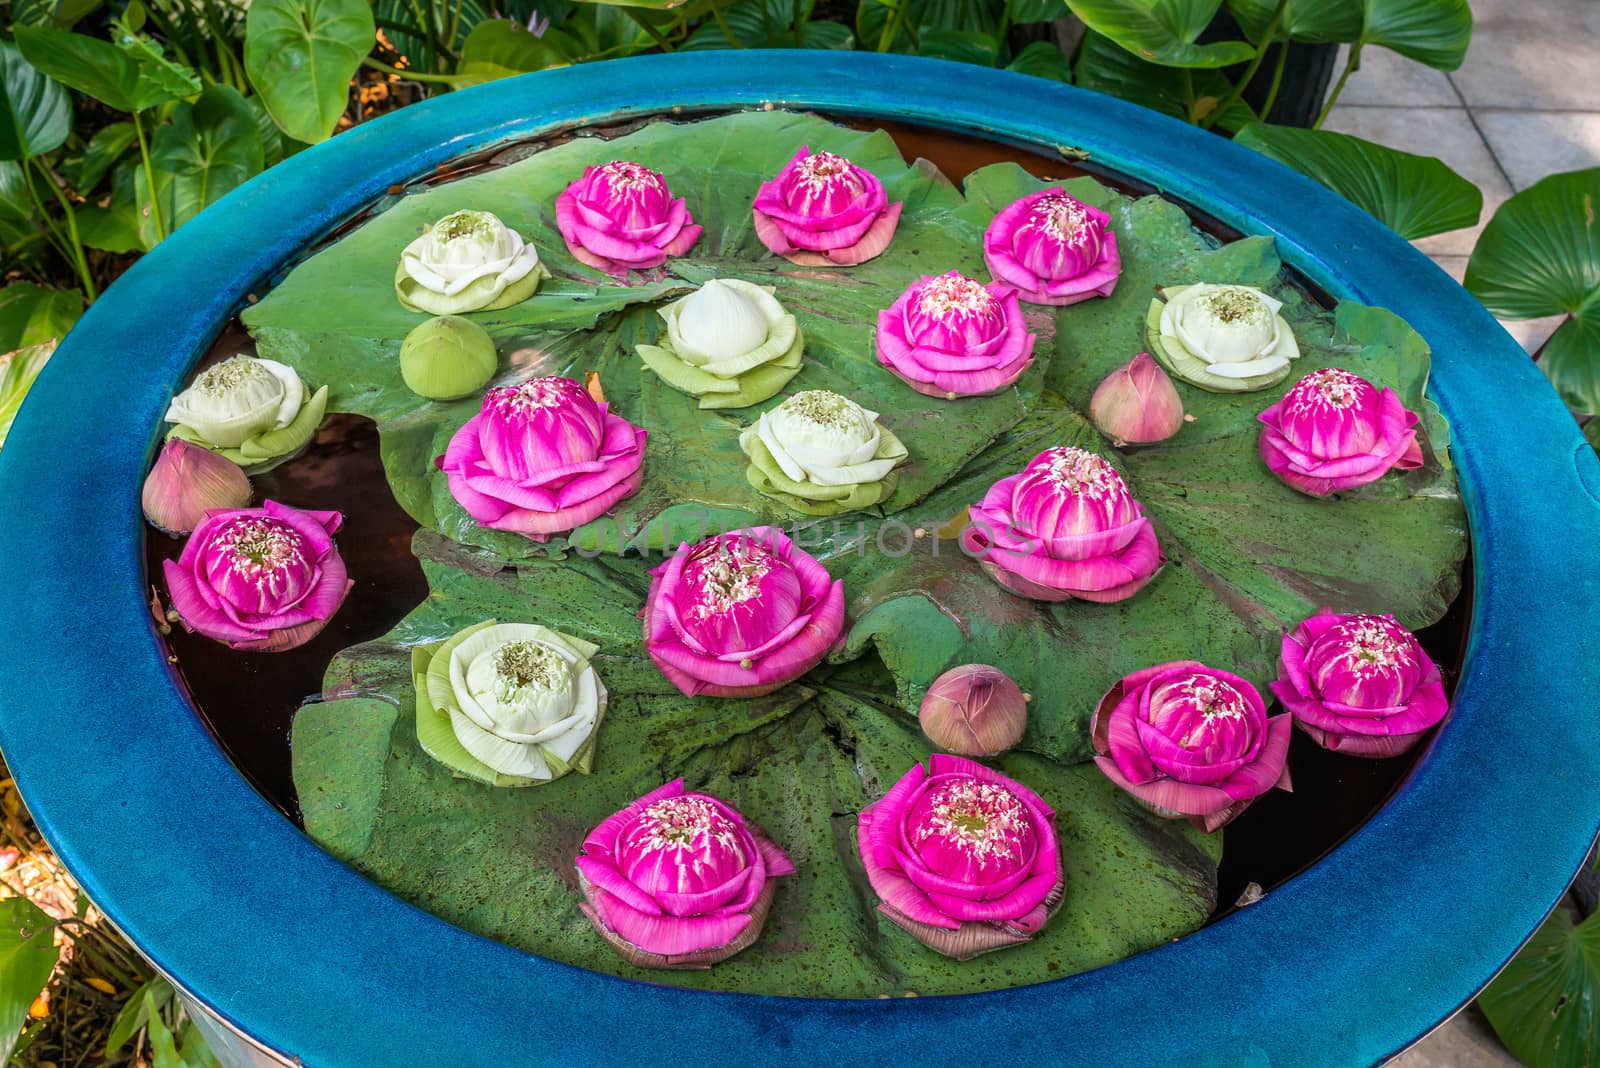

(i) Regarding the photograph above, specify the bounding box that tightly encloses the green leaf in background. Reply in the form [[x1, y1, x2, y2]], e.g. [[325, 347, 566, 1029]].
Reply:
[[0, 163, 37, 248], [446, 18, 576, 87], [105, 976, 175, 1055], [9, 0, 105, 29], [1074, 29, 1258, 130], [1465, 168, 1600, 412], [1480, 906, 1600, 1068], [1361, 0, 1472, 70], [1225, 0, 1363, 43], [0, 40, 71, 161], [1234, 123, 1481, 240], [919, 27, 1001, 66], [1007, 39, 1074, 80], [856, 0, 1002, 52], [1067, 0, 1256, 67], [61, 120, 136, 192], [135, 83, 265, 248], [0, 897, 59, 1063], [1008, 0, 1068, 22], [0, 282, 81, 351], [244, 0, 375, 144], [14, 24, 200, 113]]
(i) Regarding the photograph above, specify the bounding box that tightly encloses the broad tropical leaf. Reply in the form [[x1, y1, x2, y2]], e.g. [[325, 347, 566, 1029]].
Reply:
[[1234, 123, 1481, 240], [1007, 40, 1074, 81], [1073, 29, 1258, 131], [0, 40, 71, 161], [135, 84, 265, 247], [244, 0, 375, 144], [1067, 0, 1256, 67], [0, 898, 59, 1062], [445, 18, 576, 87], [1465, 168, 1600, 411], [1361, 0, 1471, 70], [1481, 906, 1600, 1068], [1225, 0, 1363, 42], [0, 282, 80, 351], [14, 25, 199, 113]]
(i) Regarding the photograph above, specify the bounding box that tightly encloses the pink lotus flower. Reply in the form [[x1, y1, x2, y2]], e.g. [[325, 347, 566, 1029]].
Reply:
[[162, 500, 352, 653], [1092, 661, 1292, 832], [876, 271, 1036, 398], [751, 147, 903, 267], [857, 754, 1063, 959], [575, 779, 795, 969], [1258, 368, 1423, 497], [1089, 353, 1184, 444], [438, 375, 646, 541], [961, 446, 1161, 603], [642, 527, 844, 698], [555, 160, 702, 276], [1271, 608, 1450, 758], [983, 188, 1121, 306]]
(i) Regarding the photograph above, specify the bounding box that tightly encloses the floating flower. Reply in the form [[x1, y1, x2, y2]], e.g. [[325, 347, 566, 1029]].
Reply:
[[1271, 608, 1449, 758], [1091, 661, 1292, 832], [919, 664, 1027, 757], [414, 620, 606, 785], [142, 439, 252, 536], [857, 754, 1063, 959], [1089, 353, 1184, 445], [983, 187, 1121, 306], [575, 779, 795, 969], [751, 146, 902, 267], [556, 160, 701, 276], [1147, 283, 1300, 392], [739, 390, 907, 516], [399, 315, 498, 401], [165, 355, 328, 473], [395, 209, 546, 315], [962, 446, 1162, 603], [437, 375, 647, 541], [162, 500, 352, 653], [636, 279, 803, 408], [876, 271, 1036, 398], [1257, 368, 1423, 497], [643, 527, 844, 698]]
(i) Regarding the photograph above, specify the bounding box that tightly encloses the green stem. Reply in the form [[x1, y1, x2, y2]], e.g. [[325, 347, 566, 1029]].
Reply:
[[792, 0, 806, 45], [361, 57, 461, 84], [15, 162, 74, 267], [1258, 38, 1290, 121], [28, 159, 96, 301], [709, 1, 745, 48], [409, 0, 438, 73], [876, 0, 906, 52], [132, 110, 166, 243], [1314, 41, 1361, 129], [624, 8, 676, 51], [1201, 0, 1285, 130], [1181, 68, 1197, 124]]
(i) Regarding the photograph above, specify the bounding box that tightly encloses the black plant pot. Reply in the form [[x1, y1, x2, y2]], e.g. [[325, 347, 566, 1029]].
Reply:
[[1205, 10, 1338, 129]]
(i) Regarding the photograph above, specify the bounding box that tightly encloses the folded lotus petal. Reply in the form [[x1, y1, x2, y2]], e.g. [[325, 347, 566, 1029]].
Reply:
[[754, 183, 880, 232], [777, 204, 879, 251], [994, 521, 1161, 594], [650, 865, 755, 919], [709, 609, 815, 664], [1214, 714, 1293, 802], [1296, 721, 1433, 757], [480, 470, 642, 539], [587, 884, 754, 956], [754, 830, 797, 877], [878, 904, 1037, 960], [922, 867, 1061, 924], [859, 763, 929, 870], [583, 779, 686, 859], [750, 209, 800, 256], [573, 855, 664, 916], [864, 860, 958, 931], [900, 845, 1036, 903], [1095, 756, 1236, 816], [163, 558, 261, 643]]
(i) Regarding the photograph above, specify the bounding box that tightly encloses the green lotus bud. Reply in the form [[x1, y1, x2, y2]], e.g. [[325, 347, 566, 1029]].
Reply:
[[400, 315, 498, 401]]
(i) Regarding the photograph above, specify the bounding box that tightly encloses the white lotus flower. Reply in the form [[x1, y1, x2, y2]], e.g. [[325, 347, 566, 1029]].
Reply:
[[427, 622, 606, 781], [637, 279, 804, 409], [1157, 284, 1300, 381], [165, 355, 306, 449], [750, 390, 904, 487], [396, 210, 544, 315]]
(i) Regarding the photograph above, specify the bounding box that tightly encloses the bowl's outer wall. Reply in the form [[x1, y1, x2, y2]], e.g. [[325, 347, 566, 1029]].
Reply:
[[0, 52, 1596, 1068]]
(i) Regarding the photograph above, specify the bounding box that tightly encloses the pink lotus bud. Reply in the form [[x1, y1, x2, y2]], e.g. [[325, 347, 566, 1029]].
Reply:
[[575, 779, 795, 969], [875, 271, 1036, 398], [1091, 661, 1293, 832], [642, 527, 844, 698], [983, 188, 1121, 306], [919, 664, 1027, 756], [1271, 608, 1449, 757], [555, 160, 702, 277], [1089, 353, 1184, 444], [961, 446, 1162, 603], [141, 439, 252, 536], [751, 147, 903, 267], [437, 375, 647, 542], [162, 500, 352, 652], [1257, 368, 1424, 496], [857, 755, 1063, 959]]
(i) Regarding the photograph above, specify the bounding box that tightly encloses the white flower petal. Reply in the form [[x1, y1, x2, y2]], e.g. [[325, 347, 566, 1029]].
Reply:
[[448, 709, 553, 779], [165, 355, 291, 448]]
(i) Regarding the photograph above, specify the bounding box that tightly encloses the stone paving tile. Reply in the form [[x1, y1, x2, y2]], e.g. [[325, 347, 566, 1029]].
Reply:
[[1474, 109, 1600, 191], [1391, 1006, 1519, 1067], [1322, 106, 1510, 257], [1336, 44, 1460, 108], [1450, 0, 1600, 111]]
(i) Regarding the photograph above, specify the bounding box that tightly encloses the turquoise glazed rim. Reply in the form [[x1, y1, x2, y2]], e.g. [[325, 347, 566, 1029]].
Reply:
[[1, 51, 1597, 1067]]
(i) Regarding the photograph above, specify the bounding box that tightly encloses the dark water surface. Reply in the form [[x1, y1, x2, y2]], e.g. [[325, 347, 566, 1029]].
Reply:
[[142, 114, 1463, 923]]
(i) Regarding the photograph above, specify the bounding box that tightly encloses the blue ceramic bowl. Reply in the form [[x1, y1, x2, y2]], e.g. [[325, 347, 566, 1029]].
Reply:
[[2, 51, 1597, 1067]]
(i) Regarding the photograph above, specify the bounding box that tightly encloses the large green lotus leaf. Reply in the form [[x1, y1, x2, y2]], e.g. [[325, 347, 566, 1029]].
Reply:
[[1480, 905, 1600, 1068], [295, 533, 1221, 997], [246, 111, 1050, 560]]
